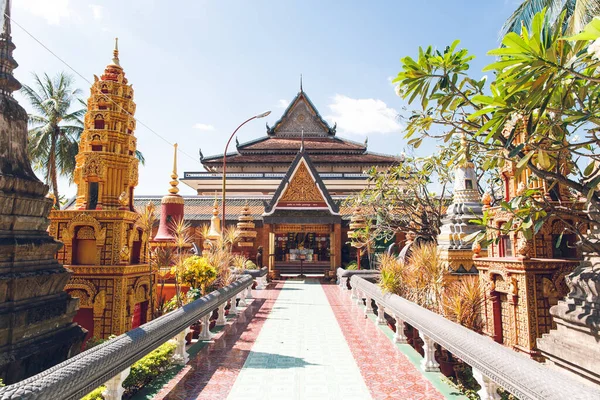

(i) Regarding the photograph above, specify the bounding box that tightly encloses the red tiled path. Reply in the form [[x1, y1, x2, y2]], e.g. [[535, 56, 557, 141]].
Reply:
[[322, 283, 444, 400], [156, 282, 283, 400]]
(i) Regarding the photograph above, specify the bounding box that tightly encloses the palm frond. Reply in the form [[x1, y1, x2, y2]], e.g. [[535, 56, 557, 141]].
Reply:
[[501, 0, 564, 36]]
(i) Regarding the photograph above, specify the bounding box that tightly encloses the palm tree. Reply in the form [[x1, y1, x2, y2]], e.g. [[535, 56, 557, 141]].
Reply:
[[503, 0, 600, 36], [21, 72, 85, 207]]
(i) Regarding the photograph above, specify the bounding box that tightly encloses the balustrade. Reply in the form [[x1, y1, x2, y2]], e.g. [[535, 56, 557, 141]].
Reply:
[[0, 275, 256, 400], [345, 274, 600, 400]]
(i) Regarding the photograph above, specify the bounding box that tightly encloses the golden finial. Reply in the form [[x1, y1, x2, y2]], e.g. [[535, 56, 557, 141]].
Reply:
[[168, 143, 179, 194], [213, 192, 219, 215], [112, 37, 120, 66]]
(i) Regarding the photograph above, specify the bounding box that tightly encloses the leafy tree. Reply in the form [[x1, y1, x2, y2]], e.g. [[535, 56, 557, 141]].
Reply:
[[503, 0, 600, 36], [182, 255, 217, 295], [21, 72, 85, 206], [393, 11, 600, 253]]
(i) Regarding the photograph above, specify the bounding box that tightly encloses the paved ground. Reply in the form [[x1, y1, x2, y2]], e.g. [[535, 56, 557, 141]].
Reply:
[[158, 279, 457, 400]]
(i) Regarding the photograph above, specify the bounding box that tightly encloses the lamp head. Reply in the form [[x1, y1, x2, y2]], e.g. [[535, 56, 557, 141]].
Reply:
[[255, 111, 271, 119]]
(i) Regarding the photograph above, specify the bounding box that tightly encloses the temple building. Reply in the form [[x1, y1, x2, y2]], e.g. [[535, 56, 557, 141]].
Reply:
[[49, 40, 154, 340], [473, 117, 584, 359], [137, 87, 402, 277], [0, 0, 85, 383], [437, 136, 486, 278]]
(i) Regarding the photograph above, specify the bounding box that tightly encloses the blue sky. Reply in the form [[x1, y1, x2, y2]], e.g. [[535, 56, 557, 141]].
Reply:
[[11, 0, 518, 197]]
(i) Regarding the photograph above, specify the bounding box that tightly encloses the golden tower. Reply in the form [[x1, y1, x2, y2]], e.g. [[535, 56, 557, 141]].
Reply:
[[49, 40, 154, 340]]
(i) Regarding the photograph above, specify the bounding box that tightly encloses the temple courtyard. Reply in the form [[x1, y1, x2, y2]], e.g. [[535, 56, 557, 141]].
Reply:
[[155, 279, 457, 400]]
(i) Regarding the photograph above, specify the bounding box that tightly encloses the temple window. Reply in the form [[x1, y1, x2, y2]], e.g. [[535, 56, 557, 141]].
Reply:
[[92, 145, 102, 152], [499, 234, 513, 257], [130, 228, 142, 264], [94, 115, 105, 130], [101, 85, 108, 94], [98, 104, 108, 110], [465, 179, 473, 190], [552, 233, 577, 259], [72, 226, 96, 265], [87, 182, 99, 210]]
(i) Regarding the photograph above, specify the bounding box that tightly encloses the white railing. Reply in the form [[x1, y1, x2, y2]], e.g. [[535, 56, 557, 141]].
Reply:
[[346, 275, 600, 400], [0, 275, 257, 400]]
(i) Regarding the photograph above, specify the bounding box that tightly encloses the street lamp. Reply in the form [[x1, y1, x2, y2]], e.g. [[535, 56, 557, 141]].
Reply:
[[221, 111, 271, 235]]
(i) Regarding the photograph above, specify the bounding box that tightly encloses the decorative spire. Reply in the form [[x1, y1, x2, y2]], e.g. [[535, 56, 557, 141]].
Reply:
[[0, 0, 21, 95], [300, 73, 303, 92], [168, 143, 179, 194], [112, 37, 120, 66], [207, 194, 221, 240]]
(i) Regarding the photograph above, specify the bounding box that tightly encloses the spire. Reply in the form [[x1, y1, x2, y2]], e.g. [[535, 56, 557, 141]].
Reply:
[[0, 0, 21, 95], [207, 194, 221, 240], [112, 37, 120, 66], [300, 74, 303, 92], [168, 143, 179, 194]]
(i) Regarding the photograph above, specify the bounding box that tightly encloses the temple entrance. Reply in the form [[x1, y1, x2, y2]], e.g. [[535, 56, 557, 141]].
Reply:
[[270, 224, 334, 276]]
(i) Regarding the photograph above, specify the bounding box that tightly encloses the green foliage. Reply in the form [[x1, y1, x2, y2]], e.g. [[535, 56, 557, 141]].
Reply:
[[80, 385, 105, 400], [393, 12, 600, 252], [244, 260, 258, 270], [346, 261, 358, 270], [84, 336, 107, 350], [182, 255, 217, 295], [122, 341, 177, 396]]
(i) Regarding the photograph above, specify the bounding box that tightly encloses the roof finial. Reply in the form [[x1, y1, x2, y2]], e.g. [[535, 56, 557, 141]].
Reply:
[[112, 37, 120, 66], [300, 74, 303, 92], [301, 129, 305, 152], [0, 0, 20, 95], [169, 143, 179, 194]]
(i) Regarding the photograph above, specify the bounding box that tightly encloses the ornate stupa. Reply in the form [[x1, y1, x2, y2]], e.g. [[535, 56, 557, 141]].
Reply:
[[237, 201, 257, 247], [348, 206, 368, 266], [0, 0, 85, 383], [153, 144, 185, 243], [437, 134, 485, 276], [207, 197, 221, 241], [49, 39, 155, 339]]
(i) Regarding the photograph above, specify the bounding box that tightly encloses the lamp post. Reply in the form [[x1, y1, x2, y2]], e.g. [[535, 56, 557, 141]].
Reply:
[[222, 111, 271, 235]]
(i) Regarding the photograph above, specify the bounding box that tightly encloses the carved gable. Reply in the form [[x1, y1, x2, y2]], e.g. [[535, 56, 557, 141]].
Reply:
[[280, 161, 326, 205], [268, 92, 334, 137]]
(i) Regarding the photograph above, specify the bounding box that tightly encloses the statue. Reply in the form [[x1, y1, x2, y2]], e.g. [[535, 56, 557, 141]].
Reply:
[[256, 246, 263, 267]]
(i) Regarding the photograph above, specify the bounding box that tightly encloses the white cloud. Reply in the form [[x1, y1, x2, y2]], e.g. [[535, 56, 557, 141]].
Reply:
[[16, 0, 73, 25], [277, 99, 289, 108], [192, 123, 215, 131], [89, 4, 104, 20], [325, 94, 402, 135]]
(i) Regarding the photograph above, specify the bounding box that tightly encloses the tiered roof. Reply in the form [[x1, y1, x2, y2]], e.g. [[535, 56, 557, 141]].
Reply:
[[200, 89, 401, 170]]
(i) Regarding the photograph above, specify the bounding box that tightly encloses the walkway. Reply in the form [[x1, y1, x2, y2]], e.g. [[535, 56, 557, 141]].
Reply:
[[159, 279, 459, 400]]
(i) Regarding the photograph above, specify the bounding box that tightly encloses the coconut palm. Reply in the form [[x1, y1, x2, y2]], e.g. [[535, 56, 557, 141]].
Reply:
[[21, 72, 85, 206], [503, 0, 600, 36]]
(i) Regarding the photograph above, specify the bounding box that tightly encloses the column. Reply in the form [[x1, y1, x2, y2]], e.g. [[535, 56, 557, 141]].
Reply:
[[393, 315, 408, 344], [364, 296, 373, 316], [198, 314, 214, 341], [172, 328, 190, 365], [102, 367, 131, 400], [419, 332, 440, 372], [216, 303, 227, 325], [472, 368, 502, 400], [375, 302, 386, 325]]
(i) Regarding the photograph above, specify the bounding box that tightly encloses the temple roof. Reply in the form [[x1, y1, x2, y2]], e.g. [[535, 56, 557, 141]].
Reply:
[[267, 90, 335, 137]]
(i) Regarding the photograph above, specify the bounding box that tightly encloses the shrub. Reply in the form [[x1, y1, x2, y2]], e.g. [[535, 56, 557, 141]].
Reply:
[[346, 261, 358, 270], [81, 386, 105, 400], [244, 260, 258, 270], [443, 276, 485, 332], [122, 341, 177, 396], [377, 254, 407, 296]]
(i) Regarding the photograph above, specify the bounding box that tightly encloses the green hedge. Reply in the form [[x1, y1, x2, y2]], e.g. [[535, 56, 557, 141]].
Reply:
[[123, 341, 177, 397], [80, 340, 177, 400]]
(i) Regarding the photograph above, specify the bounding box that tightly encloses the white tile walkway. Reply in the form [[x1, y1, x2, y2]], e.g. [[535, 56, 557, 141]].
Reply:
[[227, 278, 372, 400]]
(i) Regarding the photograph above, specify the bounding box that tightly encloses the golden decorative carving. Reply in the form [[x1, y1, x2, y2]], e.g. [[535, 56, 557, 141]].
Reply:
[[76, 226, 96, 240], [82, 154, 105, 177], [93, 290, 106, 317], [280, 162, 325, 203]]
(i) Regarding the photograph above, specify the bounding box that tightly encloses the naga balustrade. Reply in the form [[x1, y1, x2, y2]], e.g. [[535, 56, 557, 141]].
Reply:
[[0, 275, 255, 400], [347, 275, 600, 400]]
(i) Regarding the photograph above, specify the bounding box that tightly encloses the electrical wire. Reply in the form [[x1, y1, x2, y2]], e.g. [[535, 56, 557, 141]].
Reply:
[[6, 13, 202, 166]]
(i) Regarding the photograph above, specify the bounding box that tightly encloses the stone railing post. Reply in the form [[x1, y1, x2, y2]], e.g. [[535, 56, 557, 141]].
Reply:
[[198, 314, 214, 341], [355, 289, 363, 305], [393, 315, 408, 344], [238, 289, 248, 307], [364, 296, 373, 316], [375, 302, 386, 325], [102, 367, 131, 400], [419, 332, 440, 372], [245, 284, 253, 299], [216, 303, 227, 325], [256, 276, 266, 290], [229, 296, 238, 315], [172, 328, 190, 365], [351, 286, 358, 300], [472, 368, 502, 400], [339, 276, 347, 290]]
